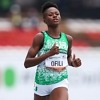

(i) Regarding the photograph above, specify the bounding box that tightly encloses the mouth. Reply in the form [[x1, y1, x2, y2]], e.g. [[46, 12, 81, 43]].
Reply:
[[53, 19, 59, 22]]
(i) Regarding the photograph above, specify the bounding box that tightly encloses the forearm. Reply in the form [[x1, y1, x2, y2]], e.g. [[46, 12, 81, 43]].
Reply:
[[24, 52, 51, 68], [67, 56, 74, 67]]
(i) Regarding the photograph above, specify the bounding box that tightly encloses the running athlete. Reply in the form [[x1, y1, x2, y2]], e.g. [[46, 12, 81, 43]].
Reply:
[[24, 2, 82, 100]]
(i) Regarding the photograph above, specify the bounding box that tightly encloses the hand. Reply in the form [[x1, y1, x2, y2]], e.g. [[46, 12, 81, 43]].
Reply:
[[48, 43, 59, 56], [71, 54, 82, 67]]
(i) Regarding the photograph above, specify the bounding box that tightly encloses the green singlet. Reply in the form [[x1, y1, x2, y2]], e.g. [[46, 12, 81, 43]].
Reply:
[[35, 31, 69, 85]]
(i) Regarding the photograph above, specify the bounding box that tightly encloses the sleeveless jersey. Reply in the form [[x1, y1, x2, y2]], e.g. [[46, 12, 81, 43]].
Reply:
[[35, 31, 69, 85]]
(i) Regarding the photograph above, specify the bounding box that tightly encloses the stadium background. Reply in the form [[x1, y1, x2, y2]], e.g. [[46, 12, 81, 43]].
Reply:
[[0, 0, 100, 100]]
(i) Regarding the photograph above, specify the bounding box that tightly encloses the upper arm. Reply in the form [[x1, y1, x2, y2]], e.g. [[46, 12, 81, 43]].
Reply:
[[66, 35, 73, 58], [25, 32, 43, 59]]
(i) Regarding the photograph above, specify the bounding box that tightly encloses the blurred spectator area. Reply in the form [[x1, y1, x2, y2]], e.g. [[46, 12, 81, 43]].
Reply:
[[0, 0, 100, 47], [1, 0, 100, 18], [0, 18, 100, 47]]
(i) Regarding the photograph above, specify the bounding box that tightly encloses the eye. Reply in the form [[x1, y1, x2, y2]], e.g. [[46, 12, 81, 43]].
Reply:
[[48, 14, 52, 17], [55, 12, 59, 15], [56, 13, 59, 15]]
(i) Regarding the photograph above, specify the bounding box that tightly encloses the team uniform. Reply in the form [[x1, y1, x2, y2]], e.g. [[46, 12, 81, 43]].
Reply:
[[34, 31, 69, 96]]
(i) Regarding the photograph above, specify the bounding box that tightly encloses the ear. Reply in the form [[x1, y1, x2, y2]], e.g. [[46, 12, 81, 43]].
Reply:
[[43, 16, 46, 23], [43, 18, 46, 23], [43, 19, 46, 23]]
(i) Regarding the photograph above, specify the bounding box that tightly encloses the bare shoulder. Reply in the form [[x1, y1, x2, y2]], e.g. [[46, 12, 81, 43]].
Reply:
[[66, 34, 73, 42], [32, 32, 44, 45], [34, 32, 44, 40]]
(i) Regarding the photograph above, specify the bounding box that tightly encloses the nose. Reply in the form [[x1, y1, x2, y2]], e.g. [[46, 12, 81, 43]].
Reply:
[[53, 14, 57, 18]]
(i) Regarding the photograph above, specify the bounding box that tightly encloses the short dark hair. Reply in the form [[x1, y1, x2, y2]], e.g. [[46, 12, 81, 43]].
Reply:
[[41, 2, 58, 13]]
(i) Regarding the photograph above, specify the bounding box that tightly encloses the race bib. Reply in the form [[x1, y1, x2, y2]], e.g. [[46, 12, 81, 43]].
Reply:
[[45, 53, 68, 68]]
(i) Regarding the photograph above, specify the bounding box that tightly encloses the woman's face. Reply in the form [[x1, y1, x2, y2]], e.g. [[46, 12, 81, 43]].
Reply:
[[43, 7, 61, 27]]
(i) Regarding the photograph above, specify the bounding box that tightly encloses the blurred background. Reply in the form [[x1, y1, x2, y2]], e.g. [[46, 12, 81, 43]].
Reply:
[[0, 0, 100, 100]]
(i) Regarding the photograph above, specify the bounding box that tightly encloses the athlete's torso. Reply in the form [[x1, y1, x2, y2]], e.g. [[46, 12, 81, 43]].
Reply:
[[35, 31, 69, 85]]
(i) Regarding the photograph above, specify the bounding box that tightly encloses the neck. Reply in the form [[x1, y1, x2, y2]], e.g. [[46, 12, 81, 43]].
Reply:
[[48, 26, 60, 35]]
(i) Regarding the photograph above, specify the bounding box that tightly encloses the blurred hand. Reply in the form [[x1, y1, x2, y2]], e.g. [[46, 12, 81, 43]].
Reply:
[[71, 54, 82, 67], [48, 43, 59, 56]]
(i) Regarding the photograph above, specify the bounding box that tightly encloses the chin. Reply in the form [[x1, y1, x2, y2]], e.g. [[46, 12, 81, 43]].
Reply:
[[52, 24, 59, 27], [53, 22, 60, 26]]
